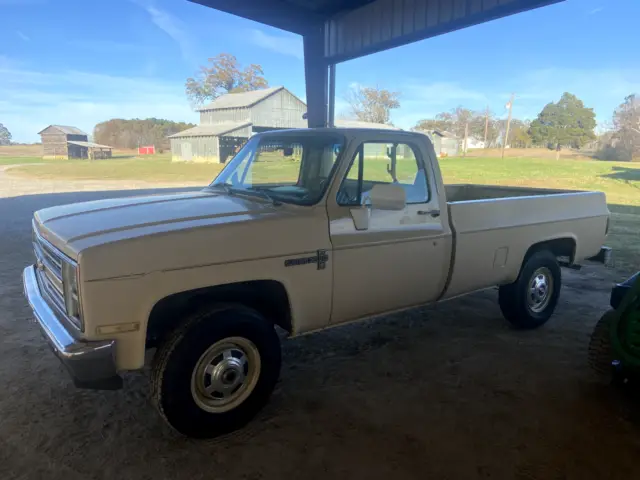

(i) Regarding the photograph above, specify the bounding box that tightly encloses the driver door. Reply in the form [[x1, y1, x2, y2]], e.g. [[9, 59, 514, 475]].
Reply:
[[327, 137, 452, 325]]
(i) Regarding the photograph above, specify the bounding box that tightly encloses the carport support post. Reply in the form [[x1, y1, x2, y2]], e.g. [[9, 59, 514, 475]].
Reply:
[[303, 26, 329, 128], [328, 63, 336, 128]]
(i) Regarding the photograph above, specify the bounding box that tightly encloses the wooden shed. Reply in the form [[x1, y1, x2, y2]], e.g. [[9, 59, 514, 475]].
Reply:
[[38, 125, 113, 159], [423, 130, 460, 157]]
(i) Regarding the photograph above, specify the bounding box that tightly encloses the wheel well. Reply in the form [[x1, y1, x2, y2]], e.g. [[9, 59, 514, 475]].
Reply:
[[146, 280, 292, 349], [524, 237, 577, 264]]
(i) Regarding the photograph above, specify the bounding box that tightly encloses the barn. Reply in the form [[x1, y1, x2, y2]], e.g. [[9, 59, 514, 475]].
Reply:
[[169, 87, 404, 163], [169, 86, 307, 163], [38, 125, 113, 160]]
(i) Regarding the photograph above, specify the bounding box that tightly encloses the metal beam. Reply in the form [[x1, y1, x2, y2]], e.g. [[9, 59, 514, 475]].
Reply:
[[189, 0, 322, 35]]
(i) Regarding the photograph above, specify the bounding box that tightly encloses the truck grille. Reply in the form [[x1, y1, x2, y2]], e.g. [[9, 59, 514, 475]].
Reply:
[[32, 224, 80, 329]]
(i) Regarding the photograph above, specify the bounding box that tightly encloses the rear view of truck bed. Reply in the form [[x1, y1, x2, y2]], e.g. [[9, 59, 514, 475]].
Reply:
[[442, 184, 609, 299]]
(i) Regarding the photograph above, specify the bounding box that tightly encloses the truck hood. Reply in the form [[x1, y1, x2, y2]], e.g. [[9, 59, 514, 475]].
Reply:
[[34, 189, 281, 259]]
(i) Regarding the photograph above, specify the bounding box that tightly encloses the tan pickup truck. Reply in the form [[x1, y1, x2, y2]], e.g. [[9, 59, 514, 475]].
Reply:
[[23, 128, 610, 437]]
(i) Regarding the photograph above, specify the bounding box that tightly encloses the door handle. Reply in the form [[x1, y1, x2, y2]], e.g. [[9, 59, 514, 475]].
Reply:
[[418, 209, 440, 218]]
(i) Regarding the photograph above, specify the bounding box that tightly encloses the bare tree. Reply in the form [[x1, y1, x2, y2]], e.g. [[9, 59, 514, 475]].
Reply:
[[185, 53, 268, 106], [345, 85, 400, 124], [415, 107, 502, 145], [612, 94, 640, 160]]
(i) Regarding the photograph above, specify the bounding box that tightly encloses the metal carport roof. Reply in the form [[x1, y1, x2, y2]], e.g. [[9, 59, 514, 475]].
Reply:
[[189, 0, 563, 127]]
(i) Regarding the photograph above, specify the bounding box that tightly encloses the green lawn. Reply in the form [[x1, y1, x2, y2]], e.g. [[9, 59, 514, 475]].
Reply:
[[8, 153, 226, 183], [7, 154, 640, 272], [0, 156, 58, 166]]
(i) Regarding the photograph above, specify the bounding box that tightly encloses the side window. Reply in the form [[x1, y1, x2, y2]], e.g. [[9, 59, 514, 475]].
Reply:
[[337, 142, 429, 206]]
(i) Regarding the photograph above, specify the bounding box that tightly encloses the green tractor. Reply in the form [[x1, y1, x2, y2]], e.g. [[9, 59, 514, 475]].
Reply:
[[589, 272, 640, 385]]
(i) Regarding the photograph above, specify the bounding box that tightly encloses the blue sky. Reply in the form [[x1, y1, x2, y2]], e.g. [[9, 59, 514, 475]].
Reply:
[[1, 0, 639, 143]]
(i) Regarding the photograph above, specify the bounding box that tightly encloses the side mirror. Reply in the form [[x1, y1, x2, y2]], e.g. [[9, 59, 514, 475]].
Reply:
[[369, 184, 406, 211], [282, 147, 294, 157]]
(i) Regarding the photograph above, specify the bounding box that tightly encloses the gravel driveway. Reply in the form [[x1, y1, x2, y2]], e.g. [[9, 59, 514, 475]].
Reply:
[[1, 167, 639, 480]]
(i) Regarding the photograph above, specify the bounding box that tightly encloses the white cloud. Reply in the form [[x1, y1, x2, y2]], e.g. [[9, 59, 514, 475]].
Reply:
[[0, 67, 197, 143], [587, 7, 604, 15], [404, 81, 487, 104], [16, 31, 30, 42], [66, 39, 145, 53], [128, 0, 195, 65], [507, 66, 640, 121], [344, 65, 640, 130], [247, 29, 303, 60]]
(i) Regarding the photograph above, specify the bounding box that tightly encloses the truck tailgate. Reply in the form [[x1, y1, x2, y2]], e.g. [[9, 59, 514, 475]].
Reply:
[[442, 188, 609, 299]]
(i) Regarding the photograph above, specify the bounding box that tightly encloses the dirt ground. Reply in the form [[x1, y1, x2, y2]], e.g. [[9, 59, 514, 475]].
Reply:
[[1, 167, 639, 480]]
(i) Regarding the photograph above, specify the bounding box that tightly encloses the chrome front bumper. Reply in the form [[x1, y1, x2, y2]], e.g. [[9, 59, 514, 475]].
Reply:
[[22, 266, 122, 390]]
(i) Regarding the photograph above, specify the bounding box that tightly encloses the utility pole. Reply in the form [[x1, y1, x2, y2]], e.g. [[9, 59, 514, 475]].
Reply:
[[502, 93, 515, 159], [483, 106, 489, 148], [463, 121, 469, 157]]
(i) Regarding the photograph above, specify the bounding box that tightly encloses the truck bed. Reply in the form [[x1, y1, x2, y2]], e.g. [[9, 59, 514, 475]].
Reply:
[[441, 184, 609, 299], [445, 184, 574, 202]]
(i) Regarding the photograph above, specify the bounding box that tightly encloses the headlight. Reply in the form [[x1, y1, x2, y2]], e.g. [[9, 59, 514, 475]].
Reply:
[[62, 261, 81, 320]]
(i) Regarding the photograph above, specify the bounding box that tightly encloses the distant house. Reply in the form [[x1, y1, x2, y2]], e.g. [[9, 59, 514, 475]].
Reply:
[[169, 86, 404, 163], [169, 86, 307, 163], [38, 125, 113, 160], [421, 130, 460, 157], [465, 137, 486, 149]]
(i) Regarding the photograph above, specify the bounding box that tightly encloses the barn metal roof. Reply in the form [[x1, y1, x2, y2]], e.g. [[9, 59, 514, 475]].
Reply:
[[67, 140, 113, 149], [38, 125, 88, 135], [168, 121, 252, 138], [197, 87, 284, 111]]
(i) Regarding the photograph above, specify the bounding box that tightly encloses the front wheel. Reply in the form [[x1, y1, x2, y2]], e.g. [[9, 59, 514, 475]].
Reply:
[[498, 250, 562, 329], [151, 304, 281, 438]]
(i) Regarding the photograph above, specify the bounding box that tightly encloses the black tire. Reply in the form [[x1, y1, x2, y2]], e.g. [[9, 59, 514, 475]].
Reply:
[[498, 249, 561, 329], [588, 311, 614, 378], [151, 304, 281, 438]]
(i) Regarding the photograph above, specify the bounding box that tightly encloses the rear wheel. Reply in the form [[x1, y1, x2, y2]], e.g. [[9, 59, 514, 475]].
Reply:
[[151, 304, 281, 438], [499, 250, 562, 329]]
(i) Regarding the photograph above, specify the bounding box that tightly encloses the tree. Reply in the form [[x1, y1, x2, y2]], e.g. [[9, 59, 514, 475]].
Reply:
[[93, 118, 196, 150], [185, 53, 268, 106], [612, 94, 640, 160], [414, 112, 455, 134], [529, 92, 596, 150], [414, 107, 503, 147], [509, 119, 533, 148], [0, 123, 12, 146], [345, 85, 400, 124]]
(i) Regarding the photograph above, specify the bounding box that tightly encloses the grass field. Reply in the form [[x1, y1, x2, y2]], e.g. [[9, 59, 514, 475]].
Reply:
[[5, 151, 639, 272]]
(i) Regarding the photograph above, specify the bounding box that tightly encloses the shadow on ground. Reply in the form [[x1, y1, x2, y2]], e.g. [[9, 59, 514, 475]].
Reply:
[[601, 165, 640, 183], [0, 187, 639, 479]]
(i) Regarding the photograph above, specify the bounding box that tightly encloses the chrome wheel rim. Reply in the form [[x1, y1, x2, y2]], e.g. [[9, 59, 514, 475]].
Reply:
[[527, 267, 553, 313], [190, 337, 261, 413]]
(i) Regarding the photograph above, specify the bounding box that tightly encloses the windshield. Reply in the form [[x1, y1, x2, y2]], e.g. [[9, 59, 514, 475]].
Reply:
[[211, 134, 344, 205]]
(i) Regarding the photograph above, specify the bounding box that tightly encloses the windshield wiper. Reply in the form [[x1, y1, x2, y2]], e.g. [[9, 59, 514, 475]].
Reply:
[[216, 183, 281, 206], [253, 188, 282, 206], [210, 183, 233, 195]]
